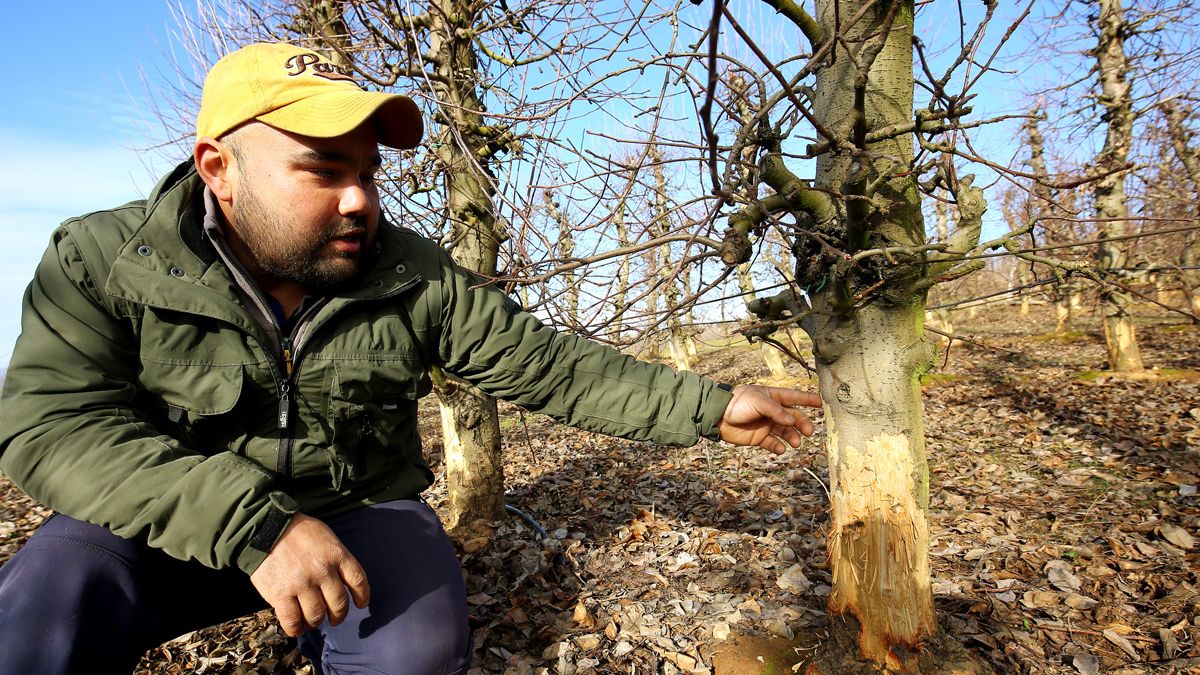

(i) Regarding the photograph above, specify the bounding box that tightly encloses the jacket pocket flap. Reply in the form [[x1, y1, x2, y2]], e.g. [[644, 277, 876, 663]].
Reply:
[[330, 358, 428, 402], [141, 362, 245, 415]]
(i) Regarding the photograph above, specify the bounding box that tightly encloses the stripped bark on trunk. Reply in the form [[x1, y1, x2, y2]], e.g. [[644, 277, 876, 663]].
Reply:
[[428, 0, 508, 528]]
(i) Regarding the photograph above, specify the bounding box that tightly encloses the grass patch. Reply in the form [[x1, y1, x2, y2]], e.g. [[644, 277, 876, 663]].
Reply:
[[1076, 368, 1200, 383], [1161, 324, 1195, 333], [1150, 367, 1200, 381]]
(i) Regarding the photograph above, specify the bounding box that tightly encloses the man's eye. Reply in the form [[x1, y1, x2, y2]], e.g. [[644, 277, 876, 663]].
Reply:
[[309, 169, 335, 179]]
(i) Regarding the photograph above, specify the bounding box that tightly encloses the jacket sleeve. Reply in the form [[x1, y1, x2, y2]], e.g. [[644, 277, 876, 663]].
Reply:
[[0, 225, 295, 574], [425, 246, 732, 445]]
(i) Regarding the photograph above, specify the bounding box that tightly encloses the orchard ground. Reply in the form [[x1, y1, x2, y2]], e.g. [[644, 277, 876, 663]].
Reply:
[[0, 301, 1196, 674]]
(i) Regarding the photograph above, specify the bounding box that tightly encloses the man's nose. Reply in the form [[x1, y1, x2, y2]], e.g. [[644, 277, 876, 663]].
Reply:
[[339, 183, 373, 217]]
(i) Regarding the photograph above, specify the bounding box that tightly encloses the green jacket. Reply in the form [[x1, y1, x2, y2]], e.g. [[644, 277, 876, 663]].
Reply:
[[0, 162, 731, 575]]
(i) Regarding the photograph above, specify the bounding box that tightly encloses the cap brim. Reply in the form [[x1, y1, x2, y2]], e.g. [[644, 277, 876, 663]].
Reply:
[[256, 90, 423, 150]]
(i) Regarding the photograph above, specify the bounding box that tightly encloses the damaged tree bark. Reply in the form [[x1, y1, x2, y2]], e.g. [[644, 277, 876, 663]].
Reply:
[[722, 1, 990, 670], [427, 0, 509, 529]]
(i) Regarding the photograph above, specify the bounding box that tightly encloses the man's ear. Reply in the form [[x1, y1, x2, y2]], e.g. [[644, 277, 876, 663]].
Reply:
[[194, 137, 236, 203]]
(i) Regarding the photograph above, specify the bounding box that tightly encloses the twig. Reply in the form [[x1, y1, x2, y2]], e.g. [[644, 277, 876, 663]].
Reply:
[[698, 0, 728, 202], [803, 466, 832, 502], [1036, 624, 1158, 645], [923, 325, 1020, 355]]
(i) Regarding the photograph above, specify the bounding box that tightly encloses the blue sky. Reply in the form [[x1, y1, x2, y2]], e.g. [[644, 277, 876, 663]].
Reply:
[[0, 2, 186, 365], [0, 1, 1041, 368]]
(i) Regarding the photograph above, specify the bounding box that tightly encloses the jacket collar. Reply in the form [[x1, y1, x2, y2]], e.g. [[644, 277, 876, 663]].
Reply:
[[105, 161, 424, 338]]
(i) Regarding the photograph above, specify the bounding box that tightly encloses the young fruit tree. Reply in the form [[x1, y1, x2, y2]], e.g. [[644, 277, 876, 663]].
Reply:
[[1024, 0, 1200, 358], [699, 0, 1026, 669]]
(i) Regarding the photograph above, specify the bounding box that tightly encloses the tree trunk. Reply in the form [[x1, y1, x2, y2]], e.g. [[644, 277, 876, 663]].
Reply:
[[439, 375, 505, 530], [812, 303, 937, 668], [544, 191, 579, 326], [644, 244, 662, 359], [612, 206, 631, 341], [429, 0, 507, 529], [926, 308, 954, 347], [1161, 101, 1200, 319], [761, 344, 787, 379], [294, 0, 351, 61], [667, 334, 692, 372], [1025, 107, 1078, 334], [1093, 0, 1144, 372], [291, 2, 508, 527], [682, 263, 699, 359], [1184, 238, 1200, 318], [1152, 273, 1170, 305], [1055, 299, 1071, 335], [802, 1, 940, 667], [738, 262, 787, 378], [650, 147, 692, 371]]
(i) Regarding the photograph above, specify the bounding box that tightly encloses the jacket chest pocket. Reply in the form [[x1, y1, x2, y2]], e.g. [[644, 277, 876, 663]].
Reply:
[[327, 358, 430, 489], [139, 361, 247, 451]]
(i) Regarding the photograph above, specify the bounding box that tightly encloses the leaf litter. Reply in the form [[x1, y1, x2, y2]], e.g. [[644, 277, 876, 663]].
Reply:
[[0, 306, 1196, 674]]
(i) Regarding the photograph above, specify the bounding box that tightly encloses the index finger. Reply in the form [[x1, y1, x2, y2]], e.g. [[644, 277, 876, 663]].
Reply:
[[768, 388, 822, 409]]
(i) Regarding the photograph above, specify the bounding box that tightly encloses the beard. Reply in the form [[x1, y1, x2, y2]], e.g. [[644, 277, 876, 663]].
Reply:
[[231, 182, 370, 293]]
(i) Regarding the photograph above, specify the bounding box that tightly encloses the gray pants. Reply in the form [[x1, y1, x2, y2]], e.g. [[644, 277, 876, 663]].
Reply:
[[0, 498, 472, 675]]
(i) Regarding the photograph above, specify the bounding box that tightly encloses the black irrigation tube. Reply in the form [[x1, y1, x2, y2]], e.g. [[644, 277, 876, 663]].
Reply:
[[504, 503, 548, 540]]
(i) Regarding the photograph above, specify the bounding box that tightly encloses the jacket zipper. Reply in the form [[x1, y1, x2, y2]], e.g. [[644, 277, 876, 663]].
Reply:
[[277, 336, 294, 430], [266, 277, 422, 477], [175, 216, 422, 479], [275, 318, 314, 478]]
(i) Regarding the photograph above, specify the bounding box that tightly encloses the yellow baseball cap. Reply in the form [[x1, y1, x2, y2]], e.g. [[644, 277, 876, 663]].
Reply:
[[195, 42, 422, 149]]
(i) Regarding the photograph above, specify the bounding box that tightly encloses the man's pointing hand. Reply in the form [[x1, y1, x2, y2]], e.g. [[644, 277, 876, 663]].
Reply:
[[716, 385, 822, 454]]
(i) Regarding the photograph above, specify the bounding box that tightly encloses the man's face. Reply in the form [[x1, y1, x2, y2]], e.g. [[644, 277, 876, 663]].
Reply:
[[223, 122, 383, 293]]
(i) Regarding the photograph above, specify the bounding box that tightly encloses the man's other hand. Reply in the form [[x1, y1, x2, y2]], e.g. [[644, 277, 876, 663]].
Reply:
[[716, 385, 822, 454], [250, 513, 370, 637]]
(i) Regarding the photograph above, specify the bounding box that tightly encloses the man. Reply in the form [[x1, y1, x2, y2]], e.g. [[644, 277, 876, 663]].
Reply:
[[0, 42, 820, 674]]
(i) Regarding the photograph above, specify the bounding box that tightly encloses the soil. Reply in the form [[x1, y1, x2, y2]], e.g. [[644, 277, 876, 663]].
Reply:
[[1, 303, 1197, 674]]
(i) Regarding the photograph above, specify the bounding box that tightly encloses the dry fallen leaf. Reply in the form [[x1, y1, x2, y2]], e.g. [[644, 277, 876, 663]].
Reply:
[[1022, 590, 1061, 609], [1158, 523, 1195, 550], [1070, 652, 1099, 675], [462, 536, 490, 553], [572, 600, 595, 628], [1064, 593, 1098, 610], [1045, 560, 1083, 592], [776, 564, 813, 594], [1102, 629, 1140, 661]]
